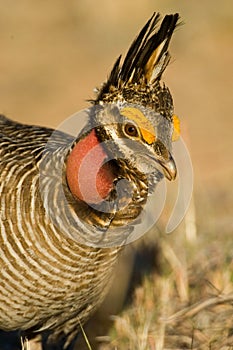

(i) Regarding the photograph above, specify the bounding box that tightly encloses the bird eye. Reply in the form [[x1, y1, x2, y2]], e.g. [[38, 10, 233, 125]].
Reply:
[[123, 123, 139, 137]]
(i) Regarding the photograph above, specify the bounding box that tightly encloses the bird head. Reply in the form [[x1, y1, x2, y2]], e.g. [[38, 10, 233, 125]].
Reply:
[[65, 13, 180, 237], [93, 103, 178, 181]]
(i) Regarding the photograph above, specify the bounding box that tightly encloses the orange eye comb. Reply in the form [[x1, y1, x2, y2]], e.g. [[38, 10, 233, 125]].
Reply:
[[172, 114, 180, 141]]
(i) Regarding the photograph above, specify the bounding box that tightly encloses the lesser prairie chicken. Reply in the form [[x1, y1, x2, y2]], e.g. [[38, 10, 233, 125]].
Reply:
[[0, 13, 179, 349]]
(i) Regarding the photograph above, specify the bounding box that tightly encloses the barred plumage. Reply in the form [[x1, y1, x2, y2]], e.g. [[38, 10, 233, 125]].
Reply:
[[0, 116, 119, 347], [0, 13, 179, 349]]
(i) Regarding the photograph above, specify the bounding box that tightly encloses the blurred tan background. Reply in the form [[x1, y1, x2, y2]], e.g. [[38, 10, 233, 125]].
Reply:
[[0, 0, 232, 191], [0, 1, 232, 348]]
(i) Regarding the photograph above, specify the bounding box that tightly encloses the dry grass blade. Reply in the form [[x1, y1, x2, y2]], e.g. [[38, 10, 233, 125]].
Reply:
[[20, 335, 42, 350], [21, 337, 28, 350], [165, 292, 233, 323], [161, 240, 189, 303], [79, 319, 93, 350]]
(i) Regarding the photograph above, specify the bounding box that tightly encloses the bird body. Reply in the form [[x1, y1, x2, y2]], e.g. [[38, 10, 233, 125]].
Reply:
[[0, 13, 179, 349], [0, 116, 119, 346]]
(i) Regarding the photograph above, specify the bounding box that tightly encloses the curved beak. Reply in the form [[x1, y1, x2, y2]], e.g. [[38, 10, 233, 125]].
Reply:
[[153, 141, 177, 181], [157, 152, 177, 181]]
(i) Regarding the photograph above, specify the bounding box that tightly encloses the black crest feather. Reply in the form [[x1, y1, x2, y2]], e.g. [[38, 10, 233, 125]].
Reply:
[[95, 13, 179, 103]]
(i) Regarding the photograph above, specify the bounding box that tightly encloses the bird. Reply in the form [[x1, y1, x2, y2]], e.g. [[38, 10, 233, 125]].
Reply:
[[0, 12, 180, 350]]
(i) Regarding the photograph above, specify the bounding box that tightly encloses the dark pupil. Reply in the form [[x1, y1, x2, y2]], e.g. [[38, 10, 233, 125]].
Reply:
[[125, 123, 138, 136]]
